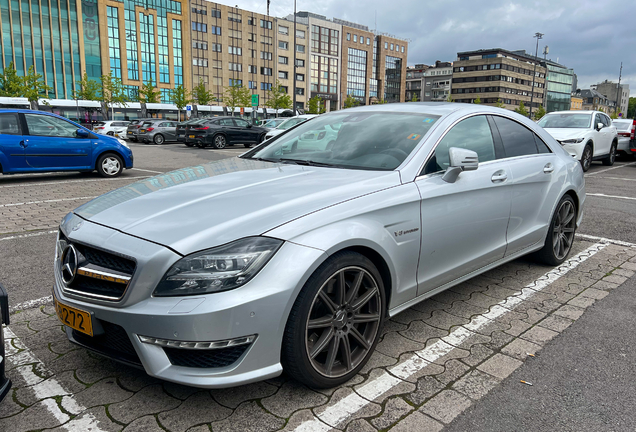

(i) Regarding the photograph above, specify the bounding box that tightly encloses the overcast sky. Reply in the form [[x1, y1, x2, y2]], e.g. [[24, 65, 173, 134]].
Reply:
[[213, 0, 635, 93]]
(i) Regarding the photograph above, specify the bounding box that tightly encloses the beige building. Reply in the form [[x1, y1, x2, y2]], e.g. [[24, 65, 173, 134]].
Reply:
[[570, 96, 583, 110]]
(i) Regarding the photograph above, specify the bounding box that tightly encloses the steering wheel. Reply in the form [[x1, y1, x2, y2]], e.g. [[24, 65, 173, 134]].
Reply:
[[380, 148, 408, 160]]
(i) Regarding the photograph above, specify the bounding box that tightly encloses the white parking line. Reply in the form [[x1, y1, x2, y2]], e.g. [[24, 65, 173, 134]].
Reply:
[[0, 176, 150, 189], [0, 196, 97, 209], [585, 161, 636, 176], [294, 242, 608, 431], [9, 295, 54, 313], [576, 233, 636, 248], [587, 193, 636, 201], [593, 176, 636, 182], [0, 230, 57, 242], [4, 328, 108, 431]]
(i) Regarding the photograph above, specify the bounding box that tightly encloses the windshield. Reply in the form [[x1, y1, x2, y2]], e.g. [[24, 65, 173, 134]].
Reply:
[[538, 114, 592, 129], [278, 118, 308, 130], [613, 121, 631, 131], [243, 111, 440, 171], [263, 119, 285, 128]]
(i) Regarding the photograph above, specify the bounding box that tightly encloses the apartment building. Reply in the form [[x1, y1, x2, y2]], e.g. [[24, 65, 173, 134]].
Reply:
[[422, 60, 453, 102], [452, 48, 546, 110], [591, 80, 630, 116], [405, 64, 428, 101], [577, 88, 616, 113]]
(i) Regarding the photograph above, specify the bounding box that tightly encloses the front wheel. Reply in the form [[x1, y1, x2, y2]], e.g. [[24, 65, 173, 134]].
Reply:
[[96, 153, 124, 178], [282, 251, 385, 388], [580, 144, 593, 172], [602, 142, 616, 166], [185, 142, 194, 147], [533, 195, 576, 265]]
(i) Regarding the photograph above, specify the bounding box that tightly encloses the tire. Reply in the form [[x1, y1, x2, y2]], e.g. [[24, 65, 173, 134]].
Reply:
[[96, 153, 124, 178], [282, 251, 386, 388], [130, 138, 138, 142], [244, 143, 252, 148], [260, 133, 267, 143], [213, 134, 227, 149], [533, 195, 577, 266], [185, 142, 194, 147], [153, 134, 165, 145], [106, 131, 114, 136], [580, 143, 593, 172], [602, 142, 617, 166]]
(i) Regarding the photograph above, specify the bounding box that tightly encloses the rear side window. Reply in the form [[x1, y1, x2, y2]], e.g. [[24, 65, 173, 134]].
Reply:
[[0, 113, 21, 135], [492, 116, 539, 158]]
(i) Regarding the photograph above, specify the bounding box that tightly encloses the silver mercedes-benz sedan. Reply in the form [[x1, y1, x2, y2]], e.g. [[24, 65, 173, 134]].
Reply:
[[53, 103, 584, 389]]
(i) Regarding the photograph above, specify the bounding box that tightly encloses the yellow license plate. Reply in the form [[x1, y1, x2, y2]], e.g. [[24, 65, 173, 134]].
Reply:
[[140, 129, 146, 133], [54, 296, 93, 336], [127, 131, 132, 134], [189, 135, 195, 138]]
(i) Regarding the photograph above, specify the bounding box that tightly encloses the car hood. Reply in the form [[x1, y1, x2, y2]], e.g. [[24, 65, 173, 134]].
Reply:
[[543, 128, 588, 141], [73, 158, 400, 255]]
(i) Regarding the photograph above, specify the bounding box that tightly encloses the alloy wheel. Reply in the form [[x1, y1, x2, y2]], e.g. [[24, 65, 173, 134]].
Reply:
[[305, 266, 381, 378], [582, 147, 592, 171], [214, 135, 226, 149], [101, 157, 121, 176], [552, 199, 576, 260]]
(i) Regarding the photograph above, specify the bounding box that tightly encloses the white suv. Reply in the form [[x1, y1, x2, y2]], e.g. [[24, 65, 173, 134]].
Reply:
[[538, 110, 618, 171]]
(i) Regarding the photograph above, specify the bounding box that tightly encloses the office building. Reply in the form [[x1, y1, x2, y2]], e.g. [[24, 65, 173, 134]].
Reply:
[[591, 80, 630, 116], [452, 48, 546, 111]]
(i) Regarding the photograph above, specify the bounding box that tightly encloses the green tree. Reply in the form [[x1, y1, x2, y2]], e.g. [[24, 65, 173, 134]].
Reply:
[[307, 95, 325, 114], [446, 94, 454, 103], [101, 74, 129, 120], [170, 85, 192, 122], [410, 93, 418, 102], [0, 62, 24, 97], [192, 78, 215, 106], [265, 80, 292, 110], [473, 96, 481, 104], [343, 94, 359, 109], [223, 82, 251, 114], [494, 98, 506, 108], [139, 79, 160, 104], [610, 111, 618, 120], [534, 104, 546, 120], [627, 97, 636, 119], [22, 66, 52, 109], [514, 101, 529, 117]]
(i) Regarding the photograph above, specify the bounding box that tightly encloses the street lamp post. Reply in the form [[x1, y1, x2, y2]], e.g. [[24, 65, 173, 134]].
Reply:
[[292, 0, 297, 114], [528, 32, 543, 119]]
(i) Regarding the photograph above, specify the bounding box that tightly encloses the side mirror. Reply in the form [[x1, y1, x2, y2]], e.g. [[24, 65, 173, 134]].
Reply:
[[76, 128, 89, 138], [596, 122, 604, 131], [442, 147, 479, 183]]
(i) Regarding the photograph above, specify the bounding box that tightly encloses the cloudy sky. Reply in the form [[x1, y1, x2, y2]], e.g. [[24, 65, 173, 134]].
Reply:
[[213, 0, 635, 92]]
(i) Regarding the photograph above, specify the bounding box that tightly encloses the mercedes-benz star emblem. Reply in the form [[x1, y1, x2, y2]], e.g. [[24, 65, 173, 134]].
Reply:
[[60, 244, 78, 285]]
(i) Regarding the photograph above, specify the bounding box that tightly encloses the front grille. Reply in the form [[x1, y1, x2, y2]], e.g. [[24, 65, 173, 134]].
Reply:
[[71, 320, 141, 366], [59, 231, 136, 301], [164, 344, 250, 368]]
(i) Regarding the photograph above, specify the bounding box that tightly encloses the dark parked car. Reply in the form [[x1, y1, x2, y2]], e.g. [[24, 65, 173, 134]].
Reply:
[[0, 110, 133, 177], [185, 116, 268, 149], [125, 119, 153, 142], [0, 283, 11, 403], [176, 118, 208, 146], [137, 119, 178, 145]]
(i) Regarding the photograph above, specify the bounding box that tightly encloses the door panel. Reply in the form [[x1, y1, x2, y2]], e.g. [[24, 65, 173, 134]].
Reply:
[[233, 118, 253, 142], [0, 113, 27, 171], [218, 119, 237, 143]]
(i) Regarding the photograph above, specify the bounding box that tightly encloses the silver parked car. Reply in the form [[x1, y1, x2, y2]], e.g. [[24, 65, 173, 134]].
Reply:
[[53, 103, 584, 389], [137, 119, 178, 145]]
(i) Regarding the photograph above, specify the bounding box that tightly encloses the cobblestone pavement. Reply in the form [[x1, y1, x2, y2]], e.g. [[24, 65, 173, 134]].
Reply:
[[3, 238, 635, 432]]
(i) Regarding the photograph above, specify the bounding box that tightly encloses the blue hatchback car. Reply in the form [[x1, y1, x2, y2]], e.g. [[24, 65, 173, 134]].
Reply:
[[0, 110, 133, 177]]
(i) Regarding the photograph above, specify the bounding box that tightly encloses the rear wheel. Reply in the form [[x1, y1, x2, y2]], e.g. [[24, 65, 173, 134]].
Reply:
[[534, 195, 576, 265], [185, 142, 194, 147], [96, 153, 124, 178], [282, 251, 385, 388], [602, 142, 617, 166], [213, 134, 227, 149], [580, 144, 593, 172]]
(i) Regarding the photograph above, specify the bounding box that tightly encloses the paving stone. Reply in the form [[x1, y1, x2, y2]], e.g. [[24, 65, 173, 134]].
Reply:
[[74, 377, 133, 409], [376, 332, 424, 359], [122, 415, 163, 431], [8, 321, 39, 338], [460, 344, 494, 368], [358, 350, 398, 375], [610, 268, 634, 278], [398, 321, 447, 344], [430, 290, 470, 305], [423, 310, 469, 331], [410, 299, 448, 318], [419, 338, 470, 365], [443, 301, 488, 319], [279, 409, 322, 431], [466, 275, 503, 288], [452, 369, 501, 400], [481, 285, 521, 300], [381, 319, 408, 335], [501, 338, 542, 361], [187, 426, 212, 432], [261, 380, 327, 418], [0, 398, 68, 431], [405, 375, 445, 406], [568, 296, 596, 308], [579, 287, 610, 300], [433, 359, 470, 386], [15, 375, 72, 407], [504, 319, 533, 337], [602, 274, 628, 285], [538, 315, 574, 333], [163, 382, 201, 401], [49, 339, 79, 356], [520, 308, 547, 325], [619, 261, 636, 271], [0, 390, 23, 418], [209, 401, 285, 432], [109, 384, 180, 424], [553, 304, 585, 320], [353, 368, 415, 404], [477, 353, 523, 380], [314, 387, 381, 429], [591, 280, 620, 291], [370, 396, 413, 430], [159, 392, 232, 432], [116, 371, 162, 392], [45, 406, 121, 432], [520, 326, 559, 345], [346, 418, 375, 432], [419, 389, 472, 424], [484, 330, 514, 351], [74, 363, 121, 385], [390, 411, 443, 432], [211, 381, 279, 409], [390, 308, 430, 325], [315, 374, 364, 397], [463, 292, 501, 310]]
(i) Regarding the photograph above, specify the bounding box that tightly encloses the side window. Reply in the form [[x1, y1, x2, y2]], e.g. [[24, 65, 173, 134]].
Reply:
[[492, 116, 538, 158], [534, 135, 552, 154], [219, 119, 234, 126], [158, 122, 169, 127], [24, 114, 80, 137], [234, 119, 249, 127], [594, 114, 603, 128], [0, 113, 21, 135], [601, 115, 611, 127], [424, 115, 495, 174]]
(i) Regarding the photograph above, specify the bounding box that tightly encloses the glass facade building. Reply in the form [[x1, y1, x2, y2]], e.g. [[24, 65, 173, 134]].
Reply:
[[545, 64, 574, 113], [384, 55, 402, 103], [346, 48, 366, 101]]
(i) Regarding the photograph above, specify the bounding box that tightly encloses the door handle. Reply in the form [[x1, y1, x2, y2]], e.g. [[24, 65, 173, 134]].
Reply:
[[19, 140, 27, 148], [543, 163, 554, 173], [491, 171, 507, 183]]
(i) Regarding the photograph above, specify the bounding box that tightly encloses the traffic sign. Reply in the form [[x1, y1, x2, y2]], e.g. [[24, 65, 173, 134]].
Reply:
[[251, 94, 259, 107], [186, 105, 192, 111]]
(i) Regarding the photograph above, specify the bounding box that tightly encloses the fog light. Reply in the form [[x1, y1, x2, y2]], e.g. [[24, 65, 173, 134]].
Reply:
[[138, 334, 256, 350]]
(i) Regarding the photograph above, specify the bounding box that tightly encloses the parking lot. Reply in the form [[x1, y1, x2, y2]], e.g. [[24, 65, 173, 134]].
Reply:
[[1, 143, 636, 431]]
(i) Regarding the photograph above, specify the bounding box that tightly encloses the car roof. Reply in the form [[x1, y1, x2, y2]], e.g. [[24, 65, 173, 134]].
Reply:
[[545, 110, 597, 115], [612, 118, 633, 123]]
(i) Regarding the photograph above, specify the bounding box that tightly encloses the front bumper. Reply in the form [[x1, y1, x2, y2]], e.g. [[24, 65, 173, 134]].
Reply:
[[559, 142, 585, 160], [54, 219, 325, 388]]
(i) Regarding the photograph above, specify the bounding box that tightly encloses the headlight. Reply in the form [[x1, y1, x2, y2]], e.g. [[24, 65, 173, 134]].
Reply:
[[559, 138, 584, 144], [118, 138, 130, 148], [154, 237, 283, 296]]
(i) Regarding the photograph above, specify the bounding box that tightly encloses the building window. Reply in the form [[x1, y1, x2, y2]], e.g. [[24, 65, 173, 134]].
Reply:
[[296, 59, 305, 67], [193, 58, 208, 67], [347, 33, 351, 41], [229, 78, 242, 86], [106, 6, 122, 78], [249, 81, 257, 89], [279, 71, 288, 79], [296, 44, 305, 53], [295, 87, 304, 95], [281, 86, 288, 93], [211, 26, 222, 35], [311, 25, 339, 56], [385, 42, 388, 49], [279, 41, 289, 50], [191, 7, 206, 15], [210, 9, 221, 18], [228, 62, 242, 71], [193, 41, 208, 50], [139, 13, 157, 83], [249, 49, 256, 58], [366, 37, 370, 45], [279, 26, 288, 35], [296, 30, 305, 39], [279, 56, 288, 64], [228, 46, 242, 55], [228, 29, 241, 38], [228, 12, 241, 22], [261, 36, 272, 45], [401, 46, 404, 53], [260, 19, 272, 29], [360, 37, 364, 45], [390, 43, 394, 50], [353, 35, 357, 42], [261, 82, 272, 90], [260, 51, 272, 60], [192, 22, 207, 32], [248, 65, 257, 73], [247, 17, 255, 26], [211, 43, 222, 52], [296, 73, 305, 81], [261, 67, 272, 76], [346, 47, 367, 102], [211, 60, 222, 69], [311, 55, 338, 94]]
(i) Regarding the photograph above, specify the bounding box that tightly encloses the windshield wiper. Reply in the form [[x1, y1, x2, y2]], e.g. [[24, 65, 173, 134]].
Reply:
[[278, 158, 334, 167]]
